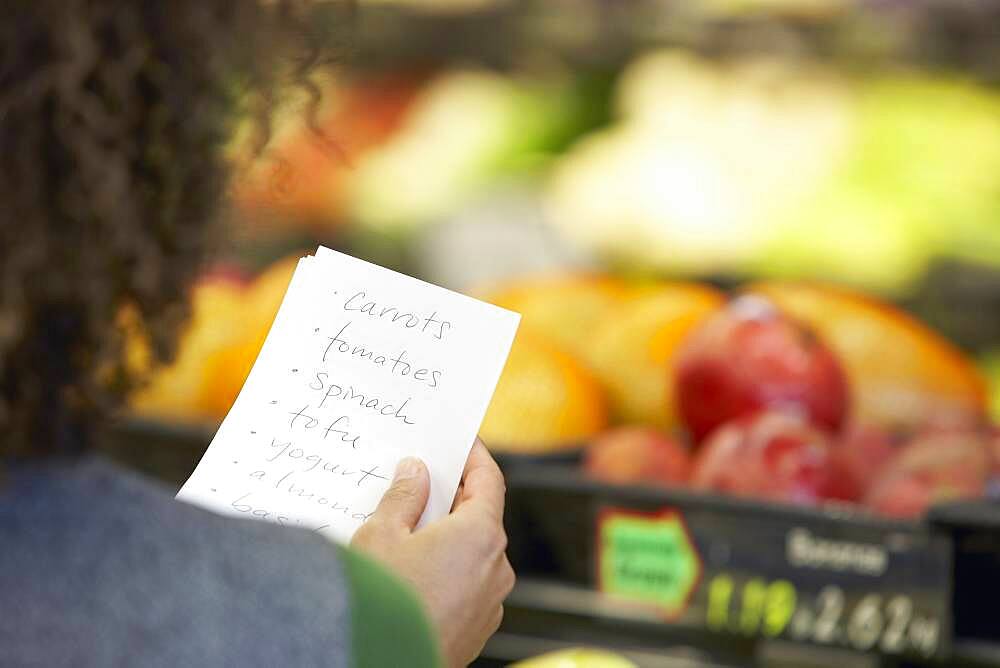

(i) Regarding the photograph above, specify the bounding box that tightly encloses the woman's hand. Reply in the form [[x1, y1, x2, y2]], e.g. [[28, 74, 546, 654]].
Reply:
[[351, 440, 515, 667]]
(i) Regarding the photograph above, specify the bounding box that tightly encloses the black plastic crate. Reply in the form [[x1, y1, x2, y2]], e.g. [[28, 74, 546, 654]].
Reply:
[[499, 460, 1000, 667]]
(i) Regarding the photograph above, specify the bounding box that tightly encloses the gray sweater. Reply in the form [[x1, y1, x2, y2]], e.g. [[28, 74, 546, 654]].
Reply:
[[0, 456, 440, 667]]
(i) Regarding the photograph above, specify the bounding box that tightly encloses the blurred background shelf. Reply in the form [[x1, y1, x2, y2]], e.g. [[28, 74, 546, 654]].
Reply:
[[348, 1, 1000, 79], [117, 1, 1000, 665]]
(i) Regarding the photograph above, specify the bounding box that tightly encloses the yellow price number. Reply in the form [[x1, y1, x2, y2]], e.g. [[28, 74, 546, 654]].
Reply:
[[705, 574, 797, 638], [762, 580, 797, 637], [706, 574, 734, 631]]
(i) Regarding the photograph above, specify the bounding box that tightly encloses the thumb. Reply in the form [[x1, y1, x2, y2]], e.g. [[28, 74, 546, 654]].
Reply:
[[371, 457, 430, 532]]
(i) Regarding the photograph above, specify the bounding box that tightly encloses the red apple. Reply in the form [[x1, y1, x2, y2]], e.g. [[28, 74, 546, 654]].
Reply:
[[829, 424, 907, 501], [691, 412, 850, 505], [675, 295, 850, 444], [583, 426, 691, 486], [865, 430, 989, 518]]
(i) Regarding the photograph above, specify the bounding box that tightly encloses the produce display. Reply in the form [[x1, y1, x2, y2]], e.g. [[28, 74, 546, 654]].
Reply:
[[220, 48, 1000, 295], [544, 52, 1000, 292], [130, 12, 1000, 532], [476, 274, 993, 520], [131, 261, 996, 523]]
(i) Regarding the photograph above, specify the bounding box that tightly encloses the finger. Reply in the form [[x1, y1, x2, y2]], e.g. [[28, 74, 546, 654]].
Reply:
[[454, 440, 506, 522], [454, 439, 490, 501], [369, 457, 430, 532], [451, 439, 488, 512]]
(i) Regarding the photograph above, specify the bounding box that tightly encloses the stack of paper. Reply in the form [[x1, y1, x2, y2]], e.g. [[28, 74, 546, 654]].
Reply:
[[177, 247, 520, 543]]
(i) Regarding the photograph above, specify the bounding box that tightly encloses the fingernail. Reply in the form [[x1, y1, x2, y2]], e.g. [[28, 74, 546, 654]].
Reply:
[[394, 457, 421, 481]]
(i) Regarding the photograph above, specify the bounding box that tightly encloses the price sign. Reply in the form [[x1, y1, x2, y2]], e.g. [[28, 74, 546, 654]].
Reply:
[[704, 575, 942, 656], [691, 519, 952, 659], [586, 500, 951, 659], [506, 473, 953, 661]]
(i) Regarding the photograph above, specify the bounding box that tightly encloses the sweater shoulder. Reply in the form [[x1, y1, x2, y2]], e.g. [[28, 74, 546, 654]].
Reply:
[[0, 457, 353, 667]]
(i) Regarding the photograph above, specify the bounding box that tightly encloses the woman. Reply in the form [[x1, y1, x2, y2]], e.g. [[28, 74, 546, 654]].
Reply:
[[0, 2, 514, 666]]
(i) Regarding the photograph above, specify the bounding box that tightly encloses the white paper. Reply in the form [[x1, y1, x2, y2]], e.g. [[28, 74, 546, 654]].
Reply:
[[177, 247, 520, 543]]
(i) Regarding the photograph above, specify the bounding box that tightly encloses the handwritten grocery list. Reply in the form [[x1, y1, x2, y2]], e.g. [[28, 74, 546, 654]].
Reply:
[[177, 247, 520, 542]]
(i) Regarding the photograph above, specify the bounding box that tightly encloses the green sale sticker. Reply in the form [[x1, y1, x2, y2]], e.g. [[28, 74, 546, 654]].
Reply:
[[598, 509, 702, 618]]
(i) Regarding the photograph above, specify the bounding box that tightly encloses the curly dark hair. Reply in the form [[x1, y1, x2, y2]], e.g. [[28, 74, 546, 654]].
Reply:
[[0, 0, 348, 458]]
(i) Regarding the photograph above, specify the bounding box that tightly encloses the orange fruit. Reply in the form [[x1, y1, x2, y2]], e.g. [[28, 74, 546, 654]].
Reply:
[[195, 254, 303, 418], [747, 282, 987, 428], [135, 255, 304, 422], [245, 255, 302, 327], [482, 274, 631, 361], [585, 284, 726, 429], [480, 328, 608, 453], [196, 325, 271, 419]]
